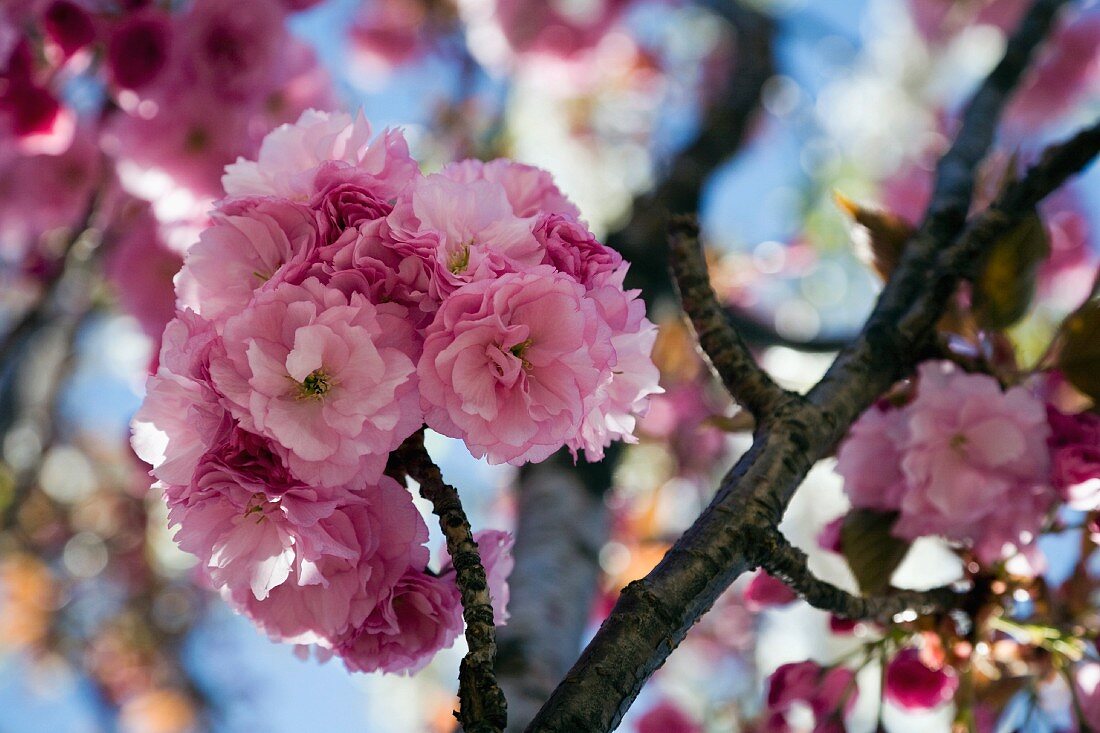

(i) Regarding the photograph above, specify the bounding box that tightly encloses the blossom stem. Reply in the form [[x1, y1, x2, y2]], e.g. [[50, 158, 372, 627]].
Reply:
[[396, 430, 507, 733]]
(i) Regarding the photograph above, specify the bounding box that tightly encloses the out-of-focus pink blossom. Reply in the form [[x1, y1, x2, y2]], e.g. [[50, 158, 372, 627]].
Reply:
[[893, 362, 1053, 563], [335, 568, 463, 675], [212, 278, 420, 488], [106, 11, 172, 90], [764, 660, 857, 732], [104, 200, 183, 340], [43, 1, 96, 57], [178, 0, 286, 102], [492, 0, 631, 60], [0, 82, 75, 154], [635, 699, 702, 733], [348, 0, 430, 74], [884, 648, 958, 711], [817, 517, 844, 554], [1047, 406, 1100, 511], [907, 0, 1027, 44], [1007, 11, 1100, 130], [743, 571, 797, 612], [828, 616, 858, 635], [418, 268, 612, 465], [838, 361, 1055, 565], [1074, 663, 1100, 732], [0, 125, 99, 258]]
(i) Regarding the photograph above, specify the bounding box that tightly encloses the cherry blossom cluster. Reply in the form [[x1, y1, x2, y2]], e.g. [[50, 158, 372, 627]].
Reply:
[[836, 360, 1099, 568], [132, 109, 660, 674]]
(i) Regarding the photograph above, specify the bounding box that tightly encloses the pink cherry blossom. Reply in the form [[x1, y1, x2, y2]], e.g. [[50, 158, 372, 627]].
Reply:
[[442, 158, 580, 219], [1047, 406, 1100, 511], [42, 1, 96, 58], [568, 282, 660, 461], [335, 567, 463, 675], [893, 361, 1053, 563], [418, 267, 612, 465], [388, 172, 542, 300], [131, 311, 225, 488], [348, 0, 430, 75], [221, 474, 429, 645], [177, 0, 286, 103], [176, 197, 318, 322], [211, 278, 420, 488], [536, 213, 625, 288], [491, 0, 631, 61], [838, 361, 1055, 565], [743, 571, 797, 612], [884, 648, 958, 711], [1007, 11, 1100, 131], [222, 109, 418, 201], [835, 400, 908, 513]]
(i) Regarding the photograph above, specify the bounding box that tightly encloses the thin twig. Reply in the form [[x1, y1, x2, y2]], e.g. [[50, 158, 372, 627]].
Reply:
[[745, 528, 957, 621], [396, 430, 507, 733], [668, 216, 803, 419]]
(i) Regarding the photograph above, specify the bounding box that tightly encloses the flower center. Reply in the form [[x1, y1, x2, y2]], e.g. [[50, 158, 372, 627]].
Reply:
[[244, 492, 270, 523], [448, 243, 472, 274], [510, 339, 533, 370], [949, 433, 968, 452], [298, 368, 332, 399]]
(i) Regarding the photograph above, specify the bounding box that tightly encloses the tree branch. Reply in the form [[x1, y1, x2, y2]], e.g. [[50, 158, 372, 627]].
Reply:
[[525, 2, 1075, 730], [496, 463, 609, 732], [396, 431, 507, 733], [668, 215, 803, 418], [746, 528, 957, 621]]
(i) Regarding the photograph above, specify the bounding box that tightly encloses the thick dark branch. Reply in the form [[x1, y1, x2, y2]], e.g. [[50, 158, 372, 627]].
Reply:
[[397, 431, 507, 733], [526, 3, 1072, 731], [746, 528, 956, 621], [668, 216, 801, 417]]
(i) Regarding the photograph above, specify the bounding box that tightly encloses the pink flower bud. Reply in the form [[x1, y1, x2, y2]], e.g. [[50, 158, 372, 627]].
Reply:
[[43, 1, 96, 57], [107, 12, 171, 89], [884, 648, 958, 711], [743, 571, 797, 612]]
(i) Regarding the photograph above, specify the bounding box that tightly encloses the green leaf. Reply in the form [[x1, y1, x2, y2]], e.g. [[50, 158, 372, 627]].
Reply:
[[840, 509, 909, 595], [1057, 299, 1100, 402], [972, 212, 1050, 330]]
